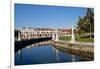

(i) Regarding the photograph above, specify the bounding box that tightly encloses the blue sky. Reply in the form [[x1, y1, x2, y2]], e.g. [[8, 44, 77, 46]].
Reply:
[[15, 4, 88, 29]]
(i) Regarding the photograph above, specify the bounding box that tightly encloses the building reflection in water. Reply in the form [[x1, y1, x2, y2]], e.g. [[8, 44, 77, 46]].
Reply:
[[52, 46, 55, 53], [17, 44, 81, 65], [55, 48, 59, 62], [26, 45, 33, 60], [18, 49, 22, 63], [71, 55, 75, 62], [18, 44, 33, 63], [52, 47, 59, 62], [52, 46, 76, 62]]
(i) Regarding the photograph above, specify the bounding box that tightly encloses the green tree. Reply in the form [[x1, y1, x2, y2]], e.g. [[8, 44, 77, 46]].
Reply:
[[76, 8, 94, 39]]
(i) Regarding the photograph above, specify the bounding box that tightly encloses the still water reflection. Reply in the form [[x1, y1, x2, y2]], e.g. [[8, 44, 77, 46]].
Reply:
[[15, 44, 84, 65]]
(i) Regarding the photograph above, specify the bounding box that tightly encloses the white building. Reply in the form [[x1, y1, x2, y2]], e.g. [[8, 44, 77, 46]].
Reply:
[[15, 28, 71, 40]]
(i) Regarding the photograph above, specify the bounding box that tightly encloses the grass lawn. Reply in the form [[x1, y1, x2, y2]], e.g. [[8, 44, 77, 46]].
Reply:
[[59, 36, 71, 41], [75, 35, 94, 42], [59, 35, 94, 42]]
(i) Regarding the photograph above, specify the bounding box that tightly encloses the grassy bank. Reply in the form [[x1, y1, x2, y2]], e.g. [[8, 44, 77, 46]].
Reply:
[[59, 36, 71, 41], [75, 35, 94, 42], [59, 36, 94, 42]]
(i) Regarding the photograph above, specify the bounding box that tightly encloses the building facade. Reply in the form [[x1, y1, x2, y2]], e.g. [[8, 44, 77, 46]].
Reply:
[[15, 28, 72, 40]]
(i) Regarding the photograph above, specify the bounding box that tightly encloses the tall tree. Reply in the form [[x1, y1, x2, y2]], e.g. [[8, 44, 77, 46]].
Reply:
[[76, 8, 94, 38]]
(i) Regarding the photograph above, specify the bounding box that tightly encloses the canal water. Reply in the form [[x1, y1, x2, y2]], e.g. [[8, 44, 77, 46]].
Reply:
[[15, 44, 88, 65]]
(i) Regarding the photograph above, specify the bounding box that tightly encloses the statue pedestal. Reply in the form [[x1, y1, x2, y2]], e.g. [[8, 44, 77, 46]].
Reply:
[[70, 26, 75, 42], [52, 29, 59, 41], [55, 35, 58, 41], [18, 33, 21, 41], [55, 29, 59, 41]]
